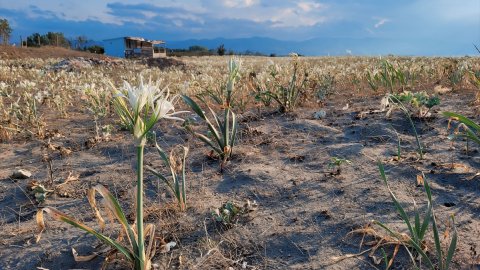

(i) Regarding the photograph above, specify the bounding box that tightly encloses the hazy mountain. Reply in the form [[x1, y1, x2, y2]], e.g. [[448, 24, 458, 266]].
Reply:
[[165, 37, 474, 56]]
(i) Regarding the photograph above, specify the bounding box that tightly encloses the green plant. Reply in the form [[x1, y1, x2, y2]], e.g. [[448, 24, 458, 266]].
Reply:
[[258, 54, 308, 112], [443, 112, 480, 150], [382, 93, 427, 159], [328, 157, 351, 174], [388, 91, 440, 118], [366, 60, 410, 93], [182, 58, 240, 165], [468, 69, 480, 103], [147, 136, 188, 211], [374, 162, 457, 270], [448, 66, 465, 88], [249, 70, 273, 107], [315, 73, 336, 102], [82, 84, 111, 139], [37, 77, 184, 270], [390, 125, 402, 160], [212, 201, 242, 229]]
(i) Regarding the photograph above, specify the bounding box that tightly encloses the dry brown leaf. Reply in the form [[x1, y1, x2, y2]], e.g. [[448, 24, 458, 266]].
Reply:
[[388, 244, 400, 269], [443, 229, 450, 240], [416, 174, 424, 186], [371, 254, 382, 265], [72, 247, 98, 262], [434, 85, 452, 95], [59, 146, 72, 156], [329, 249, 372, 264], [467, 172, 480, 181], [160, 241, 177, 253], [55, 172, 80, 188]]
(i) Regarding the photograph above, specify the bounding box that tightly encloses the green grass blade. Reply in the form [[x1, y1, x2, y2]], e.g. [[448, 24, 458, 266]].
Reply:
[[230, 111, 237, 151], [423, 178, 443, 269], [195, 132, 223, 155], [208, 106, 224, 135], [223, 108, 230, 151], [443, 111, 480, 132], [146, 166, 175, 194], [182, 95, 207, 120], [413, 202, 421, 241], [378, 162, 417, 240], [182, 95, 223, 149], [445, 216, 458, 270], [418, 174, 432, 240]]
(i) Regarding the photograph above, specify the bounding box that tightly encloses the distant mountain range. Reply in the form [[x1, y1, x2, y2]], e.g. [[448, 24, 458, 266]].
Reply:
[[76, 36, 475, 56], [165, 37, 475, 56]]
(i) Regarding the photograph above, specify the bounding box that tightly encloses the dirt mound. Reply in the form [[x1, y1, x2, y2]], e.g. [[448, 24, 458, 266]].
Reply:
[[144, 57, 186, 70], [48, 57, 123, 71], [0, 45, 109, 60]]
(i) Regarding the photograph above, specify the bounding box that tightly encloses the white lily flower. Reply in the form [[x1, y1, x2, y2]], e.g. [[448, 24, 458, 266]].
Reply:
[[111, 76, 187, 146]]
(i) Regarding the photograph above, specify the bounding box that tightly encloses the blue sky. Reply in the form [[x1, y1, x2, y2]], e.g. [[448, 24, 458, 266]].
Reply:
[[1, 0, 479, 55]]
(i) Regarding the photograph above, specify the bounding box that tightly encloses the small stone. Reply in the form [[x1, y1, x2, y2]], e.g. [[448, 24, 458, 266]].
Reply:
[[11, 169, 32, 179], [313, 110, 327, 119]]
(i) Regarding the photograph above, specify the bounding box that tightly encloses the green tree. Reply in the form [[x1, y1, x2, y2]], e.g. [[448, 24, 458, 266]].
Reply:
[[217, 44, 226, 56], [87, 45, 104, 54], [45, 32, 70, 47], [76, 35, 88, 50], [25, 32, 70, 48], [26, 33, 47, 47], [0, 18, 12, 45], [188, 45, 209, 52]]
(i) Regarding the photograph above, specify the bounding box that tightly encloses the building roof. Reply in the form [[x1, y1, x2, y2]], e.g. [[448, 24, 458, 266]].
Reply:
[[103, 36, 165, 44]]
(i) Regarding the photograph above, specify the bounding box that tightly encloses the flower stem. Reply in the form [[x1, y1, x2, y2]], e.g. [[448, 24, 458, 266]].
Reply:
[[136, 145, 145, 270]]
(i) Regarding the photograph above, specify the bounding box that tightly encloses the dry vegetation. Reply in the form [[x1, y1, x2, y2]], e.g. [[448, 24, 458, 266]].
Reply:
[[1, 47, 480, 269]]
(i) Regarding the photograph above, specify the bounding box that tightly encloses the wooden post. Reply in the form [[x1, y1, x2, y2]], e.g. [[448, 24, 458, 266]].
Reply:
[[38, 35, 40, 46]]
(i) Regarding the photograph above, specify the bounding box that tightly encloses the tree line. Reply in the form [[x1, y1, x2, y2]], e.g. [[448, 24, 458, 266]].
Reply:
[[0, 18, 104, 54], [0, 18, 12, 45], [168, 44, 273, 57]]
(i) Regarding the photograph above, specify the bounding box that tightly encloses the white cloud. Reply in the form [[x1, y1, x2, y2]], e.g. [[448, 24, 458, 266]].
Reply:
[[3, 0, 330, 29], [222, 0, 258, 8], [297, 1, 324, 12], [374, 18, 389, 28]]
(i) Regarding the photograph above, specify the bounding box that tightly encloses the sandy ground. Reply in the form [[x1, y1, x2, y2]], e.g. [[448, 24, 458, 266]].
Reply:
[[0, 48, 479, 270], [1, 91, 479, 269]]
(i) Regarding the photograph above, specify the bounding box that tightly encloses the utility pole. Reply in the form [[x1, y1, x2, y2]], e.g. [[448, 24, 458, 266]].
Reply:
[[38, 35, 40, 46]]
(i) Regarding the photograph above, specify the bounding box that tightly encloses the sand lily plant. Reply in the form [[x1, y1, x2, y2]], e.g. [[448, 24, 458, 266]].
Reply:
[[182, 57, 240, 166], [258, 54, 308, 112], [374, 162, 457, 270], [366, 60, 410, 93], [36, 76, 184, 270], [381, 93, 426, 159], [147, 136, 189, 211], [443, 111, 480, 153]]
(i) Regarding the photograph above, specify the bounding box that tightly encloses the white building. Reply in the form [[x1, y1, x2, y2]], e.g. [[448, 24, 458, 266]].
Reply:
[[103, 36, 166, 58]]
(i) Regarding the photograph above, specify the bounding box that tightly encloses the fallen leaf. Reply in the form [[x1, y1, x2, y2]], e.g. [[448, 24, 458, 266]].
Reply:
[[416, 174, 424, 186], [160, 241, 176, 253], [467, 172, 480, 181], [72, 247, 98, 262]]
